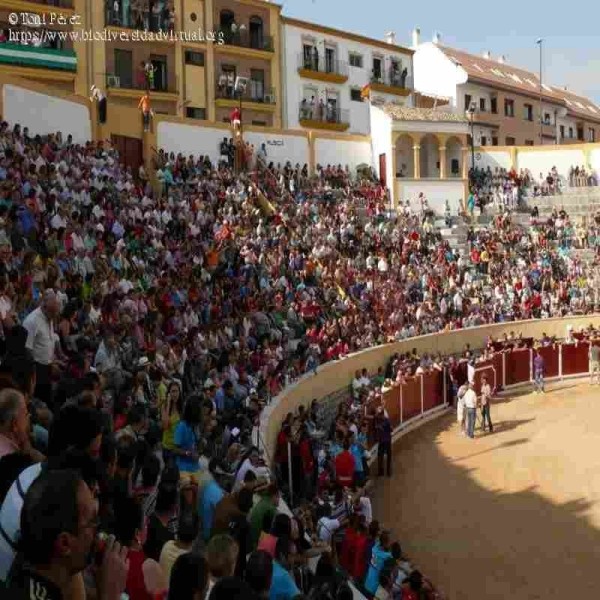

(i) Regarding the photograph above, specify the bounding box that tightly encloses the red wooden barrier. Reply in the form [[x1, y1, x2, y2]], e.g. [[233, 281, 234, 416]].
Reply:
[[505, 349, 531, 385], [384, 385, 401, 429], [537, 345, 560, 378], [401, 377, 421, 421], [423, 370, 444, 411], [562, 343, 589, 376]]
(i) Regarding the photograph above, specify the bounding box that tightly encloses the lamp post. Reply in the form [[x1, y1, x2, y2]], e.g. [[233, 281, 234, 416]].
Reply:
[[466, 100, 477, 177], [537, 38, 543, 145]]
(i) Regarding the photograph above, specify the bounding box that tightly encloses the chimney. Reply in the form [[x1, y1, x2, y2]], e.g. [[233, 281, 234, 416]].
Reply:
[[432, 31, 441, 44], [412, 27, 420, 48], [497, 55, 506, 64], [483, 50, 491, 60], [564, 85, 568, 91], [385, 31, 396, 45]]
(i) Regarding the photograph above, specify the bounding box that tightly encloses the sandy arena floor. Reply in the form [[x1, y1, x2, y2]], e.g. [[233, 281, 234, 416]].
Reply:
[[371, 382, 600, 600]]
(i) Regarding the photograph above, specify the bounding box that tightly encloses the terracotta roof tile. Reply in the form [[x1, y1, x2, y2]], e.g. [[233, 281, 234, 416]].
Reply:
[[383, 104, 469, 123]]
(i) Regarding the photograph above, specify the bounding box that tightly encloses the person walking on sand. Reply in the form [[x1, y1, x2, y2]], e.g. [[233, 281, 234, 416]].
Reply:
[[463, 382, 478, 439], [480, 375, 494, 433]]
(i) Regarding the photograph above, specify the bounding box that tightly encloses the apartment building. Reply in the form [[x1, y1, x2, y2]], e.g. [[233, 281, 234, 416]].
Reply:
[[281, 18, 413, 135], [413, 33, 600, 146]]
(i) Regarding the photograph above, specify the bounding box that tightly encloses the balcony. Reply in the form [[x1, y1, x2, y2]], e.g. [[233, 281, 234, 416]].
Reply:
[[370, 70, 412, 97], [215, 76, 276, 112], [297, 53, 348, 84], [105, 72, 178, 101], [105, 0, 173, 33], [217, 27, 274, 57], [0, 42, 76, 76], [298, 103, 350, 132]]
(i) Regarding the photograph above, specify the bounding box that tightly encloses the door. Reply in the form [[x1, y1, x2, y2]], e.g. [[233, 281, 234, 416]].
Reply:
[[249, 16, 263, 49], [150, 54, 167, 91], [325, 47, 335, 73], [250, 69, 264, 101], [111, 135, 143, 172], [303, 44, 313, 69], [114, 48, 133, 88], [372, 57, 382, 81], [379, 153, 387, 186]]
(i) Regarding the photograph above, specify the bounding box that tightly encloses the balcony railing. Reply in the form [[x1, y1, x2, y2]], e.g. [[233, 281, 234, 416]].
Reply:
[[219, 27, 274, 52], [29, 0, 74, 7], [298, 103, 349, 125], [0, 42, 76, 72], [297, 53, 349, 77], [105, 72, 176, 94], [370, 70, 413, 90], [105, 0, 174, 33], [215, 77, 276, 104]]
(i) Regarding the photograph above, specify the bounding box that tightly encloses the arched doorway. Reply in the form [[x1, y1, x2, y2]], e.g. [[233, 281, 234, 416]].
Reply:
[[420, 134, 440, 178], [446, 136, 462, 178], [249, 16, 264, 49], [395, 135, 414, 178]]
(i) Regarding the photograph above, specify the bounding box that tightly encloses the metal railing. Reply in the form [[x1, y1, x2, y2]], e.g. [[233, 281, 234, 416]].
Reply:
[[31, 0, 73, 7], [220, 28, 274, 51], [298, 103, 349, 125], [370, 70, 413, 89], [297, 52, 349, 77], [105, 0, 173, 32], [105, 72, 176, 94], [215, 77, 276, 104]]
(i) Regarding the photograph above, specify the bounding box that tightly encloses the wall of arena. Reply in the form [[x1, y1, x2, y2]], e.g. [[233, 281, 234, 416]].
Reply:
[[396, 178, 466, 213], [259, 315, 600, 463], [0, 75, 91, 144]]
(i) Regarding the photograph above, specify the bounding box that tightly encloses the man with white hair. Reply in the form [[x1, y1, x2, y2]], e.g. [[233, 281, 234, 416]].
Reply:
[[22, 290, 60, 406]]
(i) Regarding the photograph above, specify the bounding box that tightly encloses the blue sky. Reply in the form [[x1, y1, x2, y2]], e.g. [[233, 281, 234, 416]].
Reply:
[[280, 0, 600, 103]]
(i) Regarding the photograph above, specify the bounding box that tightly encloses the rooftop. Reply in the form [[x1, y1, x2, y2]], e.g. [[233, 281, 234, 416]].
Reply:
[[384, 104, 468, 123], [437, 45, 600, 122]]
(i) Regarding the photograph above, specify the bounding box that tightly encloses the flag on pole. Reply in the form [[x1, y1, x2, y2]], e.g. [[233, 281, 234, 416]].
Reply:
[[360, 84, 371, 101]]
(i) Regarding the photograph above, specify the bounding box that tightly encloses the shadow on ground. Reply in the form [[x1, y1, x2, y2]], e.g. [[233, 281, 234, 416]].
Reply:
[[371, 410, 600, 600]]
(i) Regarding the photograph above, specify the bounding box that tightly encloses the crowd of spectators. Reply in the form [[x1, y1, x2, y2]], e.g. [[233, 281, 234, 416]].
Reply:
[[1, 112, 600, 600]]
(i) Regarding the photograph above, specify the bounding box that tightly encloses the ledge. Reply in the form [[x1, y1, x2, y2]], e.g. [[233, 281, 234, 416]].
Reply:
[[215, 98, 276, 113], [0, 64, 75, 82], [1, 0, 74, 17], [299, 118, 349, 132], [370, 81, 411, 97], [216, 44, 274, 60], [107, 87, 179, 102], [297, 68, 348, 84]]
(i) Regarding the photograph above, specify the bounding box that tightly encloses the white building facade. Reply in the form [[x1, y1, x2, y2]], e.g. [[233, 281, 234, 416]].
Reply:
[[281, 18, 414, 136]]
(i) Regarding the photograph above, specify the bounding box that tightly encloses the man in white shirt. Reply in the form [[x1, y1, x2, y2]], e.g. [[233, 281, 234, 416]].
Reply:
[[23, 290, 60, 406], [462, 382, 478, 439]]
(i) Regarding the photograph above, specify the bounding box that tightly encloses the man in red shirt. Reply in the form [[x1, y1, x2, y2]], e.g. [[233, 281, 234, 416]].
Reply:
[[334, 438, 355, 488]]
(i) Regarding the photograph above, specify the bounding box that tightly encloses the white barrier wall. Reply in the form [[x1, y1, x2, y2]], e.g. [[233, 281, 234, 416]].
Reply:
[[3, 84, 91, 144], [517, 148, 585, 177], [397, 179, 465, 214], [370, 106, 393, 193], [475, 149, 512, 171], [244, 131, 309, 166], [157, 121, 310, 166], [314, 137, 372, 170], [590, 147, 600, 172]]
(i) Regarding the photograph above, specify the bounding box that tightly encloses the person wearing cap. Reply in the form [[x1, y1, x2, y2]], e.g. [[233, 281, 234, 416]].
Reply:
[[463, 382, 478, 439]]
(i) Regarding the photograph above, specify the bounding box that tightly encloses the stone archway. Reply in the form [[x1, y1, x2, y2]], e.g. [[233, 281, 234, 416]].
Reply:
[[446, 136, 463, 178], [395, 134, 414, 178], [420, 133, 440, 178]]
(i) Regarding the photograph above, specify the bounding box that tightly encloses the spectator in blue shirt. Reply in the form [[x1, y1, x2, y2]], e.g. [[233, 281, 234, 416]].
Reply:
[[174, 396, 202, 480], [270, 537, 300, 600], [199, 459, 225, 540]]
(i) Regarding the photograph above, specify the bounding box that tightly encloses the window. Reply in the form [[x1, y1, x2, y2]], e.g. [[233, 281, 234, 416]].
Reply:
[[150, 54, 167, 91], [325, 47, 336, 73], [464, 94, 472, 110], [589, 128, 596, 142], [577, 127, 584, 141], [525, 140, 534, 146], [249, 15, 264, 50], [569, 127, 574, 138], [560, 125, 565, 139], [480, 136, 487, 146], [479, 98, 486, 112], [451, 159, 459, 174], [186, 107, 206, 120], [250, 69, 265, 101], [492, 137, 498, 146], [114, 49, 133, 88], [504, 98, 514, 117], [490, 97, 498, 114], [505, 136, 516, 146], [349, 53, 363, 68], [350, 88, 363, 102], [544, 112, 551, 125], [372, 57, 382, 80], [185, 51, 204, 66], [523, 103, 533, 121]]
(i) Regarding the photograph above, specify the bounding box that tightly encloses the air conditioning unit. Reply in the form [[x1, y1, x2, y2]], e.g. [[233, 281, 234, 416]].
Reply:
[[264, 94, 274, 104], [107, 75, 121, 87]]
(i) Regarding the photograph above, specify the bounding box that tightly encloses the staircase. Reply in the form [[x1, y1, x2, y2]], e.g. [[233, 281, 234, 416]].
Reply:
[[527, 187, 600, 219]]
